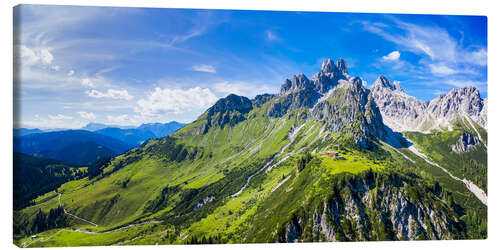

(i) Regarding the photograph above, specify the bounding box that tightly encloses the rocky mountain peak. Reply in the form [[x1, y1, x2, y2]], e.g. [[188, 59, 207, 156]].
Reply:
[[208, 93, 252, 114], [280, 74, 314, 95], [337, 58, 348, 75], [194, 94, 253, 134], [428, 86, 484, 121], [371, 79, 487, 132], [372, 75, 401, 91], [448, 86, 480, 99], [321, 58, 338, 73]]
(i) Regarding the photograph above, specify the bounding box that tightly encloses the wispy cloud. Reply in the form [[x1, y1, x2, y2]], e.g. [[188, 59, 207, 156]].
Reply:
[[361, 17, 487, 77], [266, 30, 280, 42], [107, 114, 132, 124], [77, 111, 96, 120], [86, 89, 134, 100], [446, 80, 486, 88], [192, 64, 216, 73], [429, 64, 457, 76], [49, 114, 73, 120], [81, 78, 96, 88]]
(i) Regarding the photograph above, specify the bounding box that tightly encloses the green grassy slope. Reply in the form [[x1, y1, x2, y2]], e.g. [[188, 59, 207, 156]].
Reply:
[[14, 94, 487, 246]]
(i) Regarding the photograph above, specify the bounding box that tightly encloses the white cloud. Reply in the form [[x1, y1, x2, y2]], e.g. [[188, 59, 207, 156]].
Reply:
[[68, 70, 75, 76], [382, 51, 400, 61], [107, 114, 129, 124], [464, 48, 487, 66], [48, 114, 73, 120], [169, 29, 204, 46], [14, 45, 54, 67], [192, 64, 216, 73], [20, 114, 84, 129], [361, 18, 487, 68], [77, 111, 96, 120], [16, 45, 39, 66], [432, 89, 446, 96], [51, 65, 60, 71], [429, 64, 458, 76], [135, 87, 218, 116], [86, 89, 133, 100], [81, 78, 96, 88], [446, 80, 486, 88], [40, 48, 54, 64], [266, 30, 280, 41]]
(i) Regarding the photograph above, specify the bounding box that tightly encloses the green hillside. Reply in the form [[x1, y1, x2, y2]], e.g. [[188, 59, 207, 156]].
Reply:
[[14, 87, 487, 247]]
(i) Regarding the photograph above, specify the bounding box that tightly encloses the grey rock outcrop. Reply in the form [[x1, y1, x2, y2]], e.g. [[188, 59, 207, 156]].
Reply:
[[370, 76, 487, 132], [271, 59, 406, 149], [451, 132, 480, 153], [369, 76, 428, 132], [279, 174, 465, 242], [311, 77, 390, 148]]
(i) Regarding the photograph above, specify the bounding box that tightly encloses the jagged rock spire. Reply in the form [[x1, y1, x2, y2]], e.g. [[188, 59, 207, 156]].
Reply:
[[281, 58, 350, 95], [337, 58, 348, 75], [373, 75, 401, 91], [321, 58, 337, 73]]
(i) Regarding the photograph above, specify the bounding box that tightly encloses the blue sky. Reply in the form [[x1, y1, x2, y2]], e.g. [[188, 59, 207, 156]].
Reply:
[[14, 5, 487, 129]]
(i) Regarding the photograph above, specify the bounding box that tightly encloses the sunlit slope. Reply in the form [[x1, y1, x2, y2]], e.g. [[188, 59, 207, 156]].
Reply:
[[404, 118, 487, 192], [15, 86, 487, 246], [16, 100, 313, 230]]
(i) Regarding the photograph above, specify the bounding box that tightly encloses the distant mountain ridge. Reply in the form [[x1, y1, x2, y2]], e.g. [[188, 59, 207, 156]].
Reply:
[[13, 128, 43, 136], [14, 121, 186, 165], [92, 121, 186, 145], [370, 76, 487, 132], [80, 122, 136, 131], [14, 130, 133, 165]]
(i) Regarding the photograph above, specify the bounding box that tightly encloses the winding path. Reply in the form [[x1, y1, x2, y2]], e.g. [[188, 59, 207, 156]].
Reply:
[[21, 194, 162, 248], [58, 193, 98, 227]]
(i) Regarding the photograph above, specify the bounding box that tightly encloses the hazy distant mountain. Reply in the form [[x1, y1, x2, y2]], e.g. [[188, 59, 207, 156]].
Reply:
[[136, 122, 186, 137], [13, 128, 43, 136], [13, 130, 133, 165], [80, 122, 135, 131], [92, 122, 186, 146], [93, 127, 156, 146]]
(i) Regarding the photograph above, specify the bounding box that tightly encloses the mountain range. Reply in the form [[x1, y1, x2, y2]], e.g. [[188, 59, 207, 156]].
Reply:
[[370, 76, 487, 132], [13, 122, 186, 166], [14, 58, 487, 246]]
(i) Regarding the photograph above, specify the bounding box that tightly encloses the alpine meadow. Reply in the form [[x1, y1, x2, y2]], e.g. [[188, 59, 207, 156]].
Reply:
[[13, 6, 487, 247]]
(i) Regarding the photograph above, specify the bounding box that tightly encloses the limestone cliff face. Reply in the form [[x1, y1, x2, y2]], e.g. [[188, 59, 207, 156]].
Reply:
[[369, 76, 428, 132], [451, 132, 480, 153], [269, 59, 394, 149], [278, 174, 465, 242], [370, 76, 487, 132], [311, 77, 388, 148]]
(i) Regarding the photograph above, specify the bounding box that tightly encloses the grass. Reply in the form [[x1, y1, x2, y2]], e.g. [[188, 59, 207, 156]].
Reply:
[[14, 99, 487, 246], [318, 152, 383, 175]]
